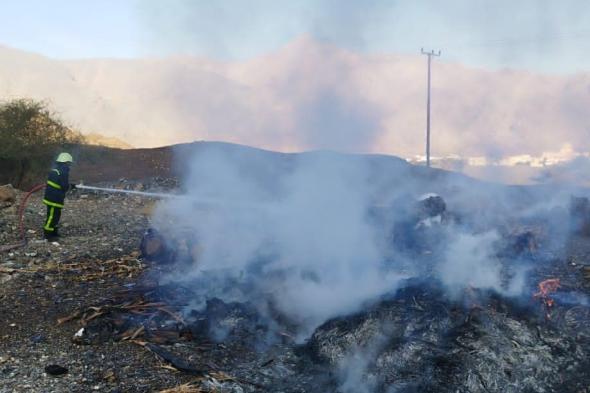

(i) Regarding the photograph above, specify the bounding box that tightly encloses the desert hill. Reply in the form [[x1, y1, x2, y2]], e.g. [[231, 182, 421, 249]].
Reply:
[[0, 38, 588, 162]]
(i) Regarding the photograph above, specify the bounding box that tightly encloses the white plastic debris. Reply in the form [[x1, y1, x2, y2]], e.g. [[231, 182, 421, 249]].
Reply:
[[415, 214, 443, 229]]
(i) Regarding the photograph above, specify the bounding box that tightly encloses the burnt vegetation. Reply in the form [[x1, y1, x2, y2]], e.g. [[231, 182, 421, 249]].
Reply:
[[78, 147, 590, 392], [1, 142, 590, 392]]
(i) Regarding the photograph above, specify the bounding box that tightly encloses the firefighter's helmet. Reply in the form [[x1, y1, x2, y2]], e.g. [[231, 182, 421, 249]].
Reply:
[[56, 153, 73, 163]]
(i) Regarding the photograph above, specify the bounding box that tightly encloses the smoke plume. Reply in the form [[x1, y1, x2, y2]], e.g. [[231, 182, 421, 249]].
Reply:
[[152, 144, 541, 338]]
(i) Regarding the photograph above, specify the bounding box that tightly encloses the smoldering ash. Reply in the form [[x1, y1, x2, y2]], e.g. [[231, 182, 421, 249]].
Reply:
[[152, 146, 530, 337]]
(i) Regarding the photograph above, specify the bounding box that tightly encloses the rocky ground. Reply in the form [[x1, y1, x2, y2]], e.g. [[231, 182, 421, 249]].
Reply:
[[1, 180, 590, 393], [0, 181, 200, 393]]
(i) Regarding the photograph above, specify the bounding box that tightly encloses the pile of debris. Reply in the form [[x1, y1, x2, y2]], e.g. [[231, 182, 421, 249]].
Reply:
[[53, 273, 590, 392], [57, 281, 277, 392], [3, 182, 590, 392], [59, 283, 191, 345]]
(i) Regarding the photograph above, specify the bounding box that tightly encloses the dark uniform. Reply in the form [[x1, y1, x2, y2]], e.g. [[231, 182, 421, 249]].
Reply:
[[43, 162, 71, 238]]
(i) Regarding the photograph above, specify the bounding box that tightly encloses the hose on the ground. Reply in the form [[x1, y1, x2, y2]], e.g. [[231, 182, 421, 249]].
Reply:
[[0, 183, 45, 253]]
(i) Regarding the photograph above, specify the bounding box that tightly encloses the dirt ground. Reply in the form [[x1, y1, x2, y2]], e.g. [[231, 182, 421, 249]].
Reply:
[[0, 186, 203, 393]]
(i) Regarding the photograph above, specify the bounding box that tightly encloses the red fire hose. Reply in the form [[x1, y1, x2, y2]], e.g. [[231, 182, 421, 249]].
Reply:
[[0, 183, 45, 253]]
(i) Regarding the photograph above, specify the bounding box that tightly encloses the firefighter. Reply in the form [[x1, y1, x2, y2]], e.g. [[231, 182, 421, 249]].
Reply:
[[43, 152, 76, 240]]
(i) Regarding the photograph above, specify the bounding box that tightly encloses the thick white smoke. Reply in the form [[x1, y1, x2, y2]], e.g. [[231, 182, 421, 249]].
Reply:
[[153, 147, 407, 335], [437, 231, 528, 298], [153, 145, 532, 336], [336, 334, 386, 393]]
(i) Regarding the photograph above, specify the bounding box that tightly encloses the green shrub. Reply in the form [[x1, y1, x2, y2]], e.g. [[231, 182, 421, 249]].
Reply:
[[0, 99, 83, 187]]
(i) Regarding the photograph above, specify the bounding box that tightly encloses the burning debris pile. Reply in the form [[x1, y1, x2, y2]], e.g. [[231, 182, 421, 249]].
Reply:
[[3, 145, 590, 392], [127, 147, 590, 392], [308, 281, 590, 393], [55, 264, 590, 392], [533, 278, 561, 312], [59, 285, 190, 346]]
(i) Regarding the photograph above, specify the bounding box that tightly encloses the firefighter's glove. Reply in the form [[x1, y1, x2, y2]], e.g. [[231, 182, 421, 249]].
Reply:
[[70, 183, 77, 190]]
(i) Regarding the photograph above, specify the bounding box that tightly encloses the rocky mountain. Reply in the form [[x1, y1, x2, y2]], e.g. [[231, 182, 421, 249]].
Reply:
[[0, 37, 588, 169]]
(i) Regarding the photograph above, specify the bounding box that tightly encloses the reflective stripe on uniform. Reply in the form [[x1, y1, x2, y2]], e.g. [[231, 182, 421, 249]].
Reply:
[[44, 207, 55, 231], [52, 168, 61, 176], [47, 180, 62, 190], [43, 199, 64, 208]]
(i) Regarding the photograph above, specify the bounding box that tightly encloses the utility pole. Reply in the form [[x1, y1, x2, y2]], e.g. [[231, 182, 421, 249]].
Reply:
[[421, 48, 441, 168]]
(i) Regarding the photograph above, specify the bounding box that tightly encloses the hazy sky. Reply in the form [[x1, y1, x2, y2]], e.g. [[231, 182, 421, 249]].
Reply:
[[1, 0, 589, 73]]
